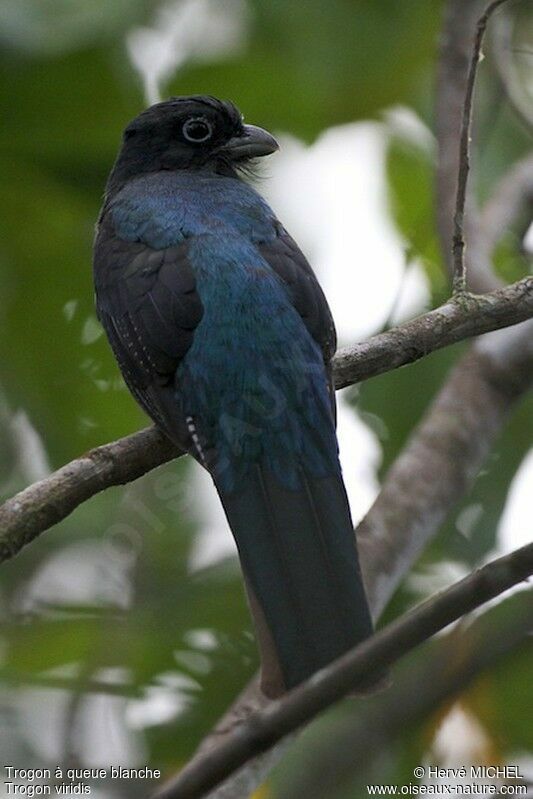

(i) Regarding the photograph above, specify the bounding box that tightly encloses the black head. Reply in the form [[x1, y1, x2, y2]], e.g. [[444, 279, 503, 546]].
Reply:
[[107, 95, 278, 189]]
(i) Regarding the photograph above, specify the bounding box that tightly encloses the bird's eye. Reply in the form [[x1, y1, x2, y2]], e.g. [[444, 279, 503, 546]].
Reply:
[[182, 117, 213, 143]]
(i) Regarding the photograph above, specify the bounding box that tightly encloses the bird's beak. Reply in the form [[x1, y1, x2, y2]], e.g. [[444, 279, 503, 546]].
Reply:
[[220, 124, 279, 160]]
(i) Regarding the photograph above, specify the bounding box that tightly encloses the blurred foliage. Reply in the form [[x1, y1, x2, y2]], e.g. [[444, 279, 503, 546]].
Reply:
[[172, 0, 440, 138], [0, 0, 531, 796], [386, 136, 447, 299], [0, 0, 150, 56], [356, 346, 533, 570]]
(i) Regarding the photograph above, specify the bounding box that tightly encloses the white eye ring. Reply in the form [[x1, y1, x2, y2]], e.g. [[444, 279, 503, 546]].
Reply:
[[182, 117, 213, 143]]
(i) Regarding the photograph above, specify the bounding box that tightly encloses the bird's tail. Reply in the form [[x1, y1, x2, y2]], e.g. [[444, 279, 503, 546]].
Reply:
[[218, 462, 374, 697]]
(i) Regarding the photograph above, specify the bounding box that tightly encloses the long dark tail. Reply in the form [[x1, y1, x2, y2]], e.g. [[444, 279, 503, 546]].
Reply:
[[218, 462, 374, 697]]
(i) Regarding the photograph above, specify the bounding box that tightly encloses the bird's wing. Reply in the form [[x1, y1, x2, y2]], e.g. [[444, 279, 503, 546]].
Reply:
[[259, 228, 338, 412], [94, 218, 336, 432], [260, 229, 336, 365], [93, 220, 203, 436]]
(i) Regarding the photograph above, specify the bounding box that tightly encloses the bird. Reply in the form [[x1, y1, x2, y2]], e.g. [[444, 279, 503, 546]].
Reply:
[[93, 95, 374, 698]]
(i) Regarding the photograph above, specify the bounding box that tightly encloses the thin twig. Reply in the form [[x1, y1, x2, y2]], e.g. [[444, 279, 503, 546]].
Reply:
[[1, 276, 532, 562], [152, 543, 533, 799], [436, 0, 486, 289], [452, 0, 514, 293]]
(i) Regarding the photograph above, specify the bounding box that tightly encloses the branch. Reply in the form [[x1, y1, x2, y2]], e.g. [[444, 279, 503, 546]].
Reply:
[[1, 276, 531, 562], [436, 0, 489, 291], [0, 427, 180, 563], [152, 543, 533, 799], [356, 329, 533, 617], [279, 589, 533, 799], [333, 275, 533, 389], [451, 0, 514, 293]]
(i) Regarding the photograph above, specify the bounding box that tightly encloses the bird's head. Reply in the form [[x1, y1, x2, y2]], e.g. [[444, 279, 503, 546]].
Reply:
[[107, 95, 279, 189]]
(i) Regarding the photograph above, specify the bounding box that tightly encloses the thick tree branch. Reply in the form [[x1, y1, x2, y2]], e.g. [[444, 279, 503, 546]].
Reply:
[[357, 332, 533, 617], [152, 544, 533, 799], [279, 589, 533, 799], [0, 427, 180, 563], [1, 276, 531, 562], [333, 276, 532, 389]]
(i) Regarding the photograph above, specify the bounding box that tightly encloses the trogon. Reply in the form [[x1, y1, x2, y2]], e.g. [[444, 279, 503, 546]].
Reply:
[[93, 95, 374, 698]]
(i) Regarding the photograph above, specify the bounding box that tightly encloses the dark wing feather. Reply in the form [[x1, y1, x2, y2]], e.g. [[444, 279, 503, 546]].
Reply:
[[93, 217, 203, 439], [259, 229, 336, 364], [259, 228, 337, 415]]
